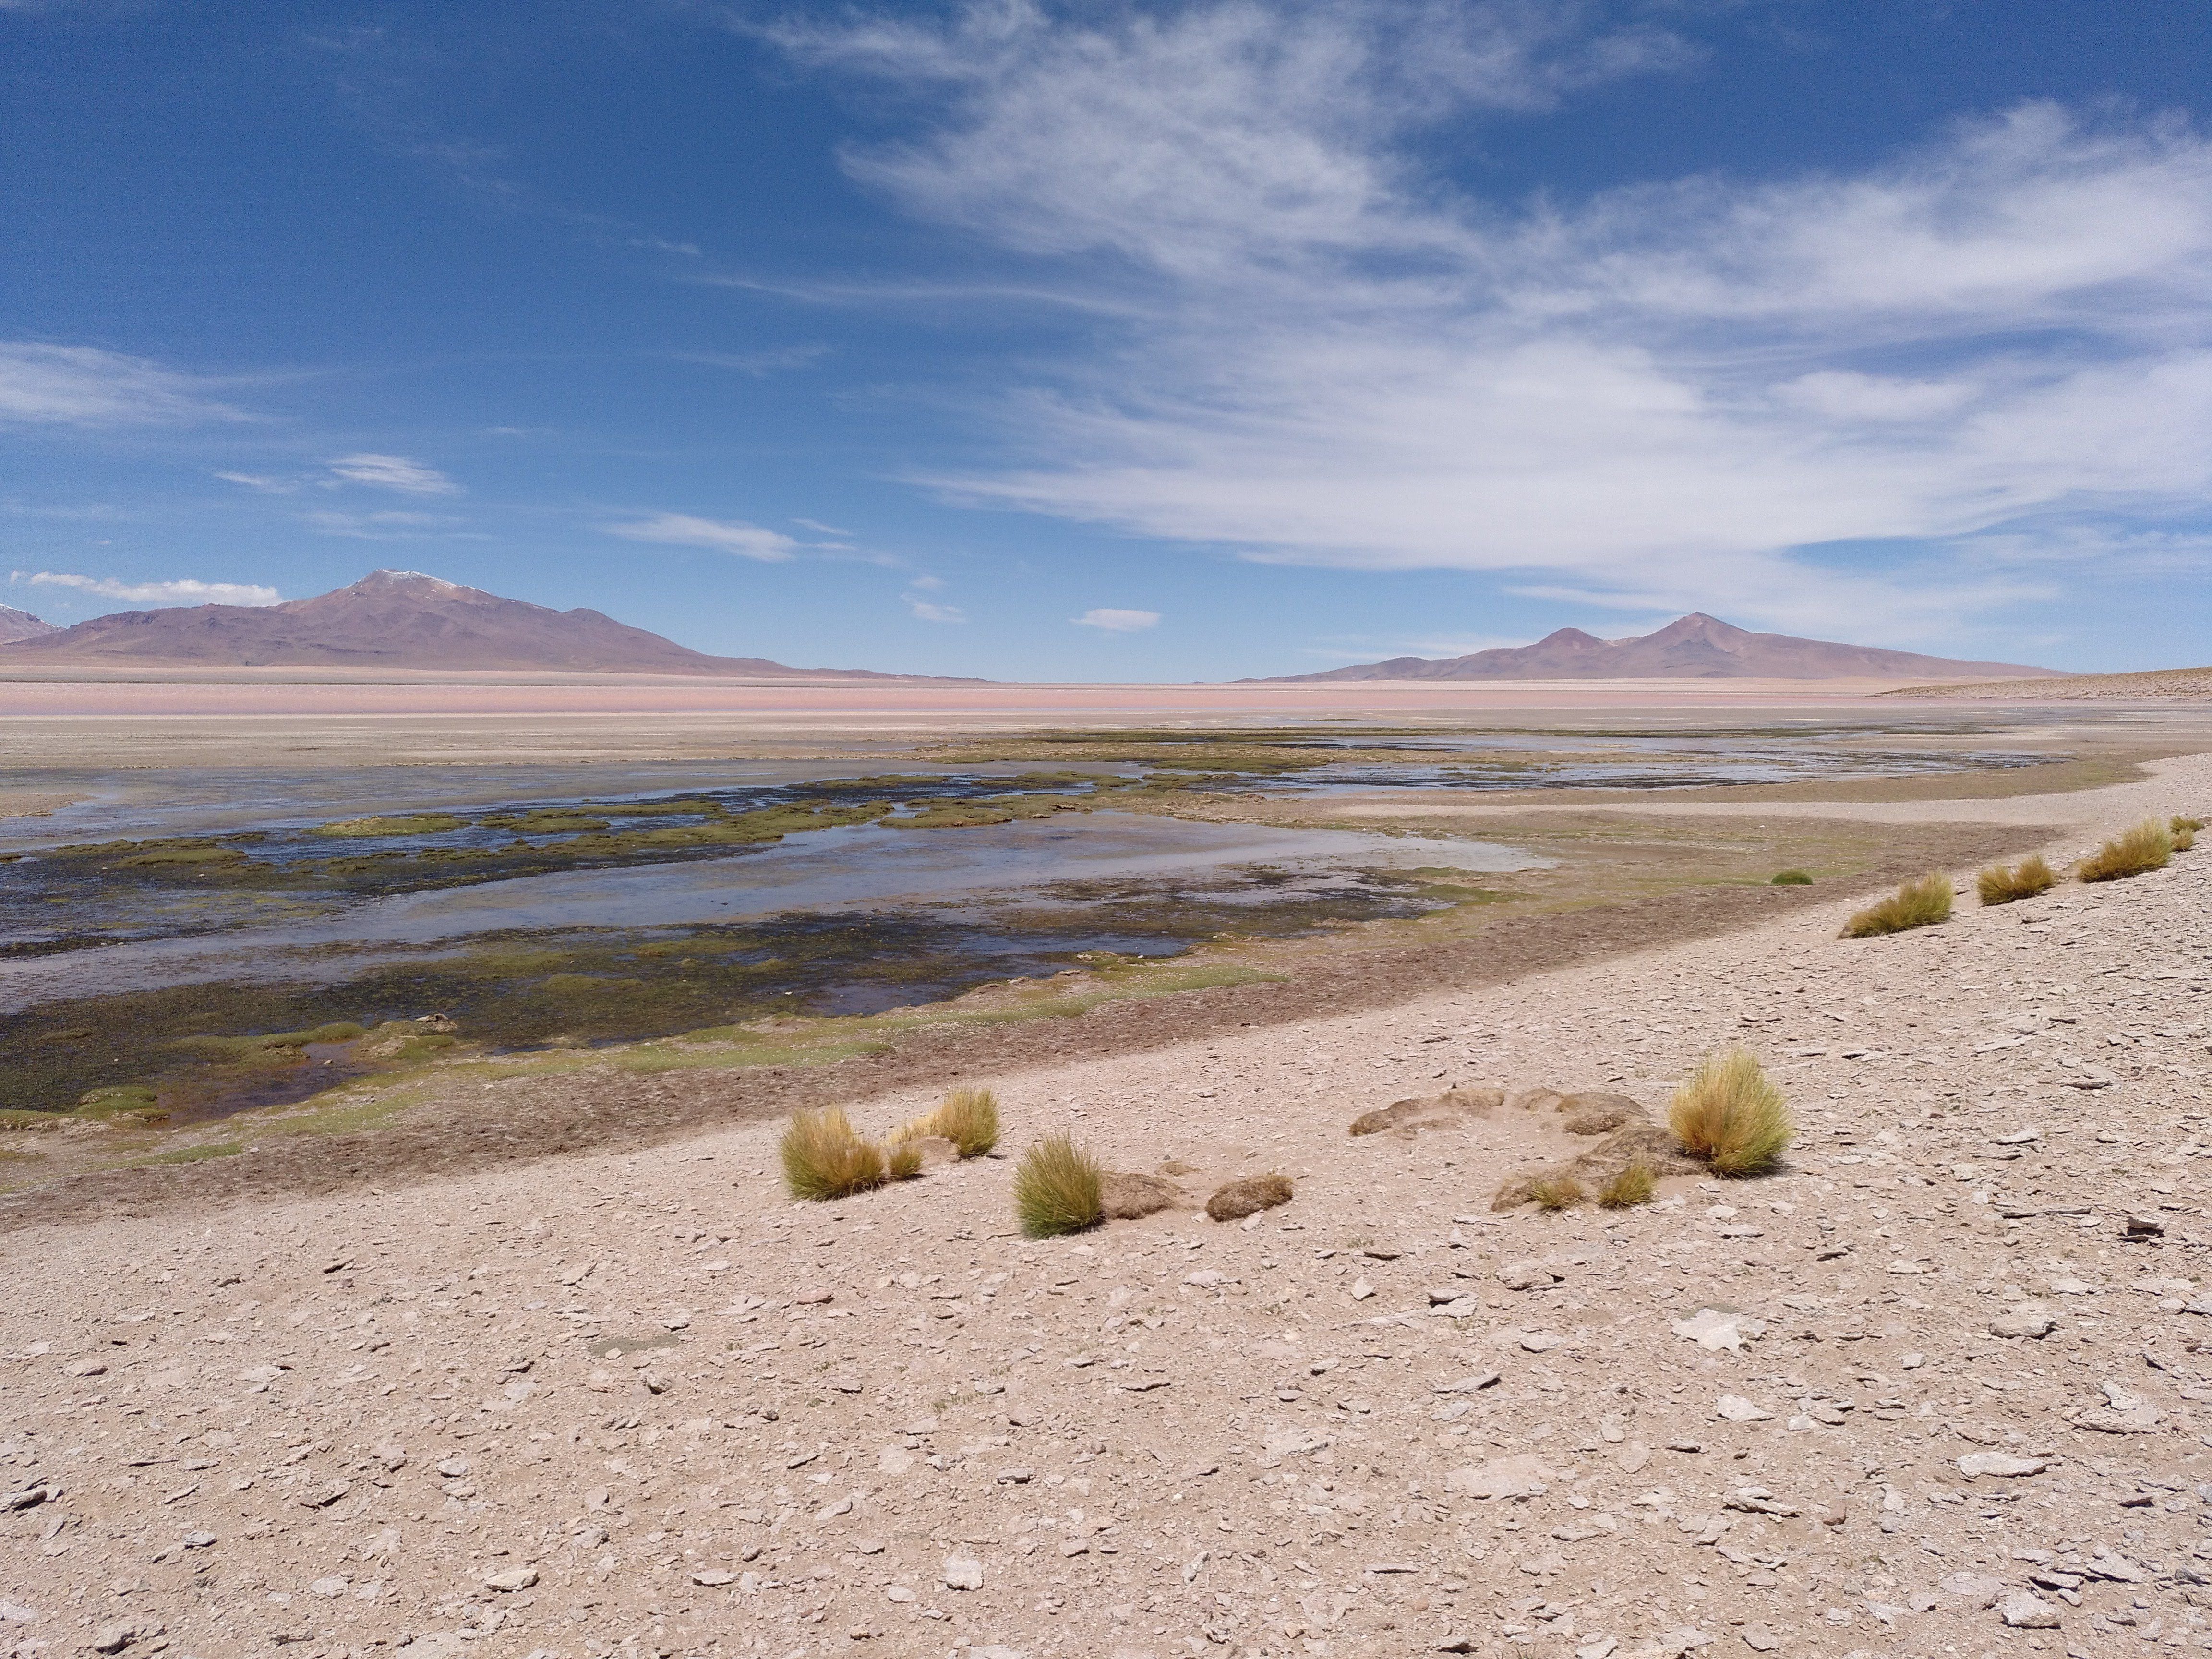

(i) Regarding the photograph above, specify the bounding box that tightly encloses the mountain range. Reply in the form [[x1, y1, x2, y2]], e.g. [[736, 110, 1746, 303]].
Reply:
[[0, 571, 936, 677], [0, 603, 57, 646], [1264, 613, 2058, 681]]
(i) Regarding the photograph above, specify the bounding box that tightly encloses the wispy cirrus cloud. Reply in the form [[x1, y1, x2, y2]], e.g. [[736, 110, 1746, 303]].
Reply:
[[0, 342, 247, 428], [12, 570, 282, 607], [757, 0, 2212, 639], [325, 453, 462, 495], [1072, 607, 1160, 632], [606, 511, 802, 562], [301, 509, 472, 540]]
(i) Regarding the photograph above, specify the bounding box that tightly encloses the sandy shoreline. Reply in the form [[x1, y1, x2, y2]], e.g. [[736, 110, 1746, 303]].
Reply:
[[2, 749, 2209, 1659]]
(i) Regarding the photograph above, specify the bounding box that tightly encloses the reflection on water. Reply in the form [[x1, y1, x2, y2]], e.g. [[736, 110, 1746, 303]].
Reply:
[[0, 811, 1533, 1012]]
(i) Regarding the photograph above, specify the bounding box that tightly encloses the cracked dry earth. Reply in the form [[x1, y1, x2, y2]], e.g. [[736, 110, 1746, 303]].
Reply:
[[6, 759, 2212, 1659]]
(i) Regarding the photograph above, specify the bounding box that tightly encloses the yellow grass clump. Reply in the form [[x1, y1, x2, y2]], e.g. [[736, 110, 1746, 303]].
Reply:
[[1598, 1161, 1657, 1208], [779, 1107, 887, 1201], [886, 1140, 923, 1181], [1528, 1174, 1584, 1211], [2077, 819, 2173, 882], [2172, 815, 2203, 851], [1013, 1132, 1104, 1238], [891, 1086, 1000, 1158], [1669, 1047, 1792, 1178], [1976, 854, 2057, 906], [1840, 872, 1953, 938]]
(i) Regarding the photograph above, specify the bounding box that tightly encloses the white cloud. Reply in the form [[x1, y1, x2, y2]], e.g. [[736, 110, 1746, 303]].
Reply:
[[0, 342, 244, 428], [301, 509, 467, 540], [767, 2, 2212, 636], [13, 571, 282, 607], [326, 453, 462, 496], [214, 470, 300, 493], [905, 593, 966, 622], [1073, 607, 1160, 632], [606, 512, 801, 562]]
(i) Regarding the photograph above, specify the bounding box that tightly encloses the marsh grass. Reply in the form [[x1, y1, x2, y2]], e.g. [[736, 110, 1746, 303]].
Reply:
[[1769, 869, 1814, 886], [1528, 1174, 1585, 1211], [1840, 872, 1953, 938], [780, 1107, 887, 1201], [891, 1086, 1000, 1157], [1977, 854, 2057, 906], [1669, 1047, 1792, 1178], [2173, 815, 2203, 851], [1598, 1161, 1657, 1209], [2078, 819, 2174, 882], [1013, 1132, 1103, 1237]]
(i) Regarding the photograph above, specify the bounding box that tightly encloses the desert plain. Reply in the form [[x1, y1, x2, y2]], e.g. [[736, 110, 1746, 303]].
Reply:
[[3, 674, 2212, 1659]]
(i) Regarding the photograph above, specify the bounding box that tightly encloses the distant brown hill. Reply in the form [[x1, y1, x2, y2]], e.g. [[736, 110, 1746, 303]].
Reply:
[[0, 603, 56, 645], [1266, 613, 2060, 682], [0, 570, 951, 677]]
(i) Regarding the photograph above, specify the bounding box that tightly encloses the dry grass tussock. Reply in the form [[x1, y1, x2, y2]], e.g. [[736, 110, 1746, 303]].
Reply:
[[2173, 815, 2203, 851], [2078, 819, 2173, 882], [1840, 872, 1953, 938], [1669, 1048, 1792, 1178], [1206, 1173, 1293, 1221], [1977, 854, 2057, 906], [886, 1140, 923, 1181], [892, 1086, 999, 1157], [1598, 1161, 1656, 1208], [780, 1107, 887, 1201], [1528, 1174, 1584, 1211], [1013, 1132, 1103, 1237]]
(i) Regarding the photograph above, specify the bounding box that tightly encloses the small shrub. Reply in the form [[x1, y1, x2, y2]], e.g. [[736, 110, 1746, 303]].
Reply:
[[1013, 1132, 1103, 1238], [1769, 869, 1813, 886], [892, 1086, 1000, 1158], [1598, 1160, 1657, 1209], [1669, 1047, 1792, 1178], [2077, 819, 2173, 882], [1840, 872, 1953, 938], [885, 1140, 923, 1181], [779, 1107, 887, 1201], [1528, 1174, 1585, 1211], [1977, 854, 2057, 906], [1206, 1172, 1293, 1221], [2173, 815, 2202, 851]]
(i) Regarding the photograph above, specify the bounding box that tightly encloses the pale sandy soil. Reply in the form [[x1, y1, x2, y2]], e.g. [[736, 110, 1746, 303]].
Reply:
[[0, 677, 1974, 769], [1891, 671, 2212, 702], [4, 756, 2211, 1659], [0, 791, 84, 820]]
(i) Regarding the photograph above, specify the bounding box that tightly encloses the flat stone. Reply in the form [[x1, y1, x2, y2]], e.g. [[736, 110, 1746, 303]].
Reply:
[[943, 1556, 985, 1591], [1997, 1591, 2060, 1628], [1715, 1395, 1772, 1423], [1959, 1452, 2047, 1478], [1988, 1310, 2056, 1339], [1940, 1572, 2005, 1608], [1497, 1261, 1561, 1291], [483, 1567, 538, 1591], [1444, 1454, 1553, 1500]]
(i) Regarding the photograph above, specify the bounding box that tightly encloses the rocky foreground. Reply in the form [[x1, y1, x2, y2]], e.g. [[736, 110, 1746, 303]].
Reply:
[[4, 760, 2212, 1659]]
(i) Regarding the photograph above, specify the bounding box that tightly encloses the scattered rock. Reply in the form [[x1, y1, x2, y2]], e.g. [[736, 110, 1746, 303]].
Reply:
[[1444, 1455, 1553, 1500], [943, 1556, 986, 1591], [1100, 1172, 1180, 1220], [1997, 1591, 2061, 1628], [1204, 1173, 1292, 1222], [484, 1567, 539, 1592], [1496, 1260, 1560, 1291], [1350, 1087, 1502, 1137], [1958, 1452, 2047, 1478]]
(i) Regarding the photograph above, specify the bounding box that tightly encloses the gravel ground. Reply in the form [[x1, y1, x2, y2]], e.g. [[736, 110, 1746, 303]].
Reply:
[[4, 756, 2210, 1659]]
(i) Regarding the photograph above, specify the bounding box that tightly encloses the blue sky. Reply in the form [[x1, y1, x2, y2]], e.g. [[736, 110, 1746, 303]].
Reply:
[[3, 0, 2210, 678]]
